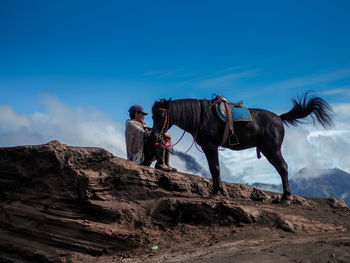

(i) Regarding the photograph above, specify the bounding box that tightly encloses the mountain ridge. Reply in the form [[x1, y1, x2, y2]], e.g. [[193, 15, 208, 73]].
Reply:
[[251, 168, 350, 206]]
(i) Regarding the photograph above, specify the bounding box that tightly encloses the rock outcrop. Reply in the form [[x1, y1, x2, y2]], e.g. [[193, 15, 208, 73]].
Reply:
[[0, 141, 349, 263]]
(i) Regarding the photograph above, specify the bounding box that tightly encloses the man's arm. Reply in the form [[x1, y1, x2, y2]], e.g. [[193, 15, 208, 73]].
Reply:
[[143, 123, 152, 137]]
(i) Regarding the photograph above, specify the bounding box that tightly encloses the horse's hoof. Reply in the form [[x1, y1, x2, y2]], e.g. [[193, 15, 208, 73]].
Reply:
[[155, 163, 172, 172], [281, 194, 292, 205], [169, 167, 177, 172], [211, 189, 225, 196]]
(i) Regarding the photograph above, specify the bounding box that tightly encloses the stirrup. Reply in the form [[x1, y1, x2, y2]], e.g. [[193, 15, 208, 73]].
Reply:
[[229, 134, 239, 146]]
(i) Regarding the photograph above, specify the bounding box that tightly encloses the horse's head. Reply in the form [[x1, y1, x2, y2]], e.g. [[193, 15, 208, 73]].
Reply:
[[152, 98, 172, 138]]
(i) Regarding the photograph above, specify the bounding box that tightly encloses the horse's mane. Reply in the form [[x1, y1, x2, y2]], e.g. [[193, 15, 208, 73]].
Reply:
[[165, 99, 212, 134]]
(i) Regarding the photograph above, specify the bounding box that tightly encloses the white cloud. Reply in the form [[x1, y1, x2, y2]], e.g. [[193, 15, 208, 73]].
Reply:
[[241, 69, 350, 100], [0, 96, 126, 158], [1, 96, 349, 186], [166, 126, 211, 173], [0, 106, 31, 131], [142, 71, 163, 76], [196, 70, 257, 89], [219, 147, 283, 185], [341, 192, 349, 200], [266, 69, 350, 91], [317, 87, 350, 96], [307, 130, 348, 138], [142, 69, 186, 79]]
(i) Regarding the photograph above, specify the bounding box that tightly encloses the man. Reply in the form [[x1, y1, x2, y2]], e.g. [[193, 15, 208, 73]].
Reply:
[[125, 105, 176, 172]]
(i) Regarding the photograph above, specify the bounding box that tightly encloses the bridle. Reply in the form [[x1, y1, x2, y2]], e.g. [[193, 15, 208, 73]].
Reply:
[[155, 108, 172, 149], [158, 108, 169, 136]]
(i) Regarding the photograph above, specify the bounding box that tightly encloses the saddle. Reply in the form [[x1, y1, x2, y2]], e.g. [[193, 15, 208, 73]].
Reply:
[[216, 102, 252, 122], [211, 94, 252, 146]]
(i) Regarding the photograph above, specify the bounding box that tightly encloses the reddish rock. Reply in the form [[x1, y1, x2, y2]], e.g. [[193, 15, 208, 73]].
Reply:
[[0, 141, 349, 263]]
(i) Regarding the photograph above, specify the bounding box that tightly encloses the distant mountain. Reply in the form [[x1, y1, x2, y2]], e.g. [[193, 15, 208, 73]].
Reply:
[[250, 183, 283, 193], [171, 150, 211, 178], [290, 168, 350, 206], [251, 168, 350, 206], [172, 150, 244, 183]]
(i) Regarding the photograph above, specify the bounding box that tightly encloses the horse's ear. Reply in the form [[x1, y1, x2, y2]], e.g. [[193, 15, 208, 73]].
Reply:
[[162, 98, 171, 106]]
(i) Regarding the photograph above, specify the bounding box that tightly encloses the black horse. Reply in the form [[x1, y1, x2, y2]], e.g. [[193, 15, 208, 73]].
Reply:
[[151, 93, 334, 201]]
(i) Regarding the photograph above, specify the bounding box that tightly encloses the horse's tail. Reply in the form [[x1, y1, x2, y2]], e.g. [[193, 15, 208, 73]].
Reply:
[[280, 92, 334, 128]]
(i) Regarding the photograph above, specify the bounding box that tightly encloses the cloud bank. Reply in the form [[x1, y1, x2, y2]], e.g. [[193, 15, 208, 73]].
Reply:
[[0, 95, 207, 176], [0, 96, 126, 158], [1, 96, 349, 185]]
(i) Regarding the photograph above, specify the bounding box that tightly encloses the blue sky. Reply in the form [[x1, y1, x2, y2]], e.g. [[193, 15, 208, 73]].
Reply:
[[1, 1, 350, 183], [1, 1, 350, 120]]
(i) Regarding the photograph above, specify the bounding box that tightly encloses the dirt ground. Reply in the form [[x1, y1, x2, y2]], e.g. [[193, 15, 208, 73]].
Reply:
[[143, 229, 350, 263]]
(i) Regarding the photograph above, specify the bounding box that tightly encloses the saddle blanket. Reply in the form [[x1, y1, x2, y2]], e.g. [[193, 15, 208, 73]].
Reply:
[[216, 103, 252, 122]]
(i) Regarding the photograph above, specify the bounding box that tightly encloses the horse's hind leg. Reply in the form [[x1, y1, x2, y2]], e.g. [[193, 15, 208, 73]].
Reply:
[[261, 147, 291, 200]]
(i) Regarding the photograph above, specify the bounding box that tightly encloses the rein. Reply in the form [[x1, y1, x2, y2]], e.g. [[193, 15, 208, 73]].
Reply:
[[157, 107, 201, 154], [158, 108, 168, 135], [183, 128, 200, 154], [155, 108, 171, 149], [172, 130, 186, 146]]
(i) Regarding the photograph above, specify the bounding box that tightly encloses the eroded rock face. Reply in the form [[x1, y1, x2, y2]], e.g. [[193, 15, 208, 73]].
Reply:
[[0, 141, 349, 263]]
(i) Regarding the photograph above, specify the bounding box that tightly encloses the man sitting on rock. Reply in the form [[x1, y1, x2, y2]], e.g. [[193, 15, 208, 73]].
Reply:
[[125, 105, 176, 172]]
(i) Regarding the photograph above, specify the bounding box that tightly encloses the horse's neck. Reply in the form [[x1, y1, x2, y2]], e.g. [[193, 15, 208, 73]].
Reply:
[[172, 120, 193, 135], [169, 100, 201, 135]]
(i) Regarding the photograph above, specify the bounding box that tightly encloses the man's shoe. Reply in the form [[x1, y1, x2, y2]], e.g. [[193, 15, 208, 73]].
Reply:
[[155, 162, 172, 172]]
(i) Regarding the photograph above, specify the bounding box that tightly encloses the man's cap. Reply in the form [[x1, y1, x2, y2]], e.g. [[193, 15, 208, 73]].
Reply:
[[128, 105, 148, 115]]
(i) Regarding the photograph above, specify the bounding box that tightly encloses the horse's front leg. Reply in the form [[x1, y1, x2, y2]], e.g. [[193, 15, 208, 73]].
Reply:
[[201, 144, 224, 195]]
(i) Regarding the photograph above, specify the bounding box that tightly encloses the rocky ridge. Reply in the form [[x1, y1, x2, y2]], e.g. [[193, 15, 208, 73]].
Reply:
[[0, 141, 349, 263]]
